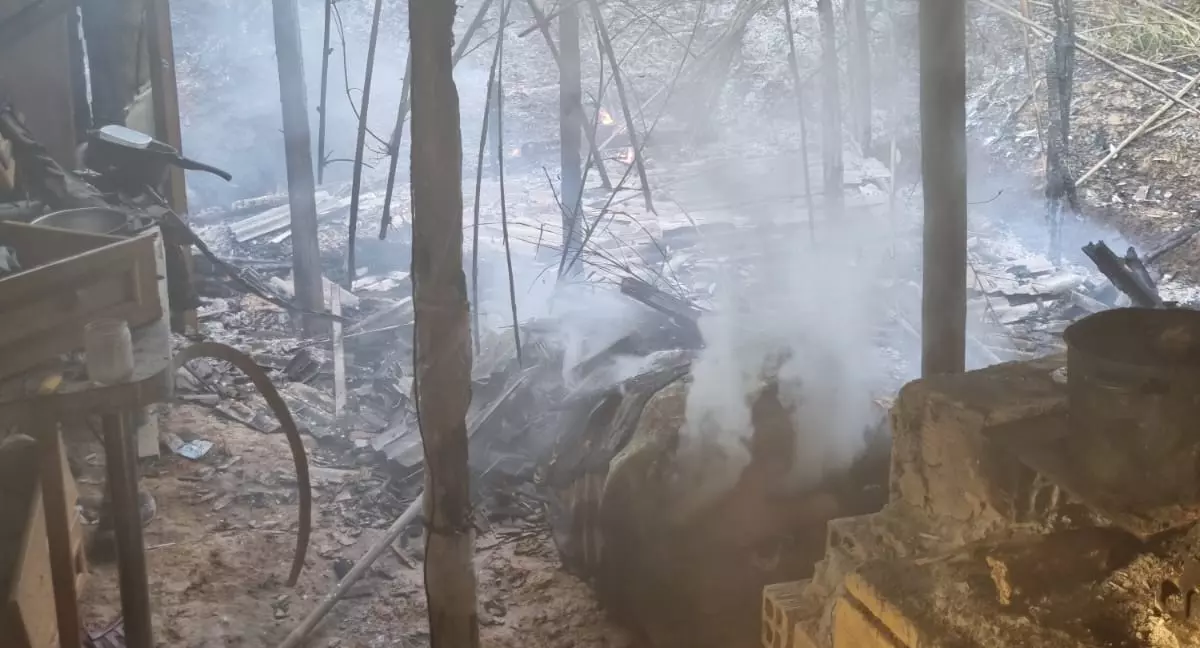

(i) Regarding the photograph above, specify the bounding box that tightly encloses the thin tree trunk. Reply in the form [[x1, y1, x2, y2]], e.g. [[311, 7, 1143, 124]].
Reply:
[[410, 0, 479, 642], [559, 0, 584, 265], [586, 0, 655, 211], [271, 0, 325, 337], [380, 50, 414, 240], [346, 0, 387, 289], [817, 0, 844, 219], [849, 0, 871, 153], [1045, 0, 1077, 264], [782, 0, 815, 242], [317, 0, 333, 183]]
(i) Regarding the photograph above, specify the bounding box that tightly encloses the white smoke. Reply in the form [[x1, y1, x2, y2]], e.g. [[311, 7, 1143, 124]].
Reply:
[[682, 215, 896, 503]]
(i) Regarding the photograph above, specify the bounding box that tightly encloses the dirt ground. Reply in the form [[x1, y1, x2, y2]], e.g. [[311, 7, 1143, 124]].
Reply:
[[74, 405, 632, 648]]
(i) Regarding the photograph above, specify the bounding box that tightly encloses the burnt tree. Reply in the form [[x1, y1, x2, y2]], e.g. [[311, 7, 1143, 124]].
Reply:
[[1045, 0, 1077, 263], [410, 0, 479, 644], [271, 0, 325, 336]]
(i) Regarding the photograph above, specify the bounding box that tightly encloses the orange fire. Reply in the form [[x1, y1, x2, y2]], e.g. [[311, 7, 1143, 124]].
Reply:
[[598, 108, 615, 126], [619, 147, 635, 164], [510, 147, 522, 158]]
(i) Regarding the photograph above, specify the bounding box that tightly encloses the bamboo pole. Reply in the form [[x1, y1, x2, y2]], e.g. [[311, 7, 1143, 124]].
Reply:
[[317, 0, 333, 183], [345, 0, 386, 289]]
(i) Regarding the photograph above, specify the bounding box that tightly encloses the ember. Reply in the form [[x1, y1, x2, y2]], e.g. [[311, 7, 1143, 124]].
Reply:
[[598, 108, 615, 126]]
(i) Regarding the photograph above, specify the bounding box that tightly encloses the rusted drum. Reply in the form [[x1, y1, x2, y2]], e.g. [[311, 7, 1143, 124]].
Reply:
[[1064, 308, 1200, 510]]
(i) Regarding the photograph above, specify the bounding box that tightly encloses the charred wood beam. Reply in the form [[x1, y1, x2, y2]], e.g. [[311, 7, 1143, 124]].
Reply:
[[619, 276, 705, 347], [1082, 241, 1162, 308], [919, 0, 968, 375]]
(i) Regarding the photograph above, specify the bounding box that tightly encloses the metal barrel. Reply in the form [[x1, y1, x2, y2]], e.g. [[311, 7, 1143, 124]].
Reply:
[[1064, 308, 1200, 509]]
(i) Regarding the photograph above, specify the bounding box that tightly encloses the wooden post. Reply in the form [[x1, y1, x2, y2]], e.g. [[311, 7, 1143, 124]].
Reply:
[[919, 0, 967, 375], [271, 0, 326, 337], [145, 0, 186, 213], [816, 0, 843, 219], [410, 0, 479, 642], [559, 0, 583, 264]]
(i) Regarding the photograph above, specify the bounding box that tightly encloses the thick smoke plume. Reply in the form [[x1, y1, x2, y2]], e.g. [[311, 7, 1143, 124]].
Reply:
[[681, 215, 896, 507]]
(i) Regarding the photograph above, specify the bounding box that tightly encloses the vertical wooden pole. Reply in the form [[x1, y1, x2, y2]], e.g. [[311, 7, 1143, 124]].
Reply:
[[145, 0, 186, 213], [559, 0, 583, 264], [271, 0, 326, 337], [410, 0, 479, 641], [919, 0, 967, 375], [816, 0, 843, 219]]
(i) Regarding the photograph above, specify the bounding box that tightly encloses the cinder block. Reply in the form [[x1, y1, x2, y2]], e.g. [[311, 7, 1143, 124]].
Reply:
[[889, 356, 1067, 539], [762, 581, 810, 648]]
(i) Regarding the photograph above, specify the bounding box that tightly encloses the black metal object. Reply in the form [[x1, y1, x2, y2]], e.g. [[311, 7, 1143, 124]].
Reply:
[[1064, 308, 1200, 510], [82, 125, 231, 196]]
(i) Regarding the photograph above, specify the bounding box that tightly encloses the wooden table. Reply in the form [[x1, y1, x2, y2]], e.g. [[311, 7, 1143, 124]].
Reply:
[[0, 320, 172, 648]]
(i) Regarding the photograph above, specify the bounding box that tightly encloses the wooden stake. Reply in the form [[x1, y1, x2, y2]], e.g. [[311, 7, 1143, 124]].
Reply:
[[271, 0, 325, 337], [920, 0, 967, 375], [346, 0, 386, 290], [410, 0, 480, 639]]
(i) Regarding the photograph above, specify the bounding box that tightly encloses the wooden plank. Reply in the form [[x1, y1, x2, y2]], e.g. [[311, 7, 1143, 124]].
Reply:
[[35, 420, 82, 648]]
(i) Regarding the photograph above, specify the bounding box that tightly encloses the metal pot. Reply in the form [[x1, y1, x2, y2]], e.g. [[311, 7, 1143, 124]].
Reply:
[[30, 207, 131, 236], [1064, 308, 1200, 509]]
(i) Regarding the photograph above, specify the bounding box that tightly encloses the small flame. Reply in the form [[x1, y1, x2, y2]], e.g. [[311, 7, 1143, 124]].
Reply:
[[599, 108, 615, 126], [619, 147, 635, 164], [510, 147, 522, 158]]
